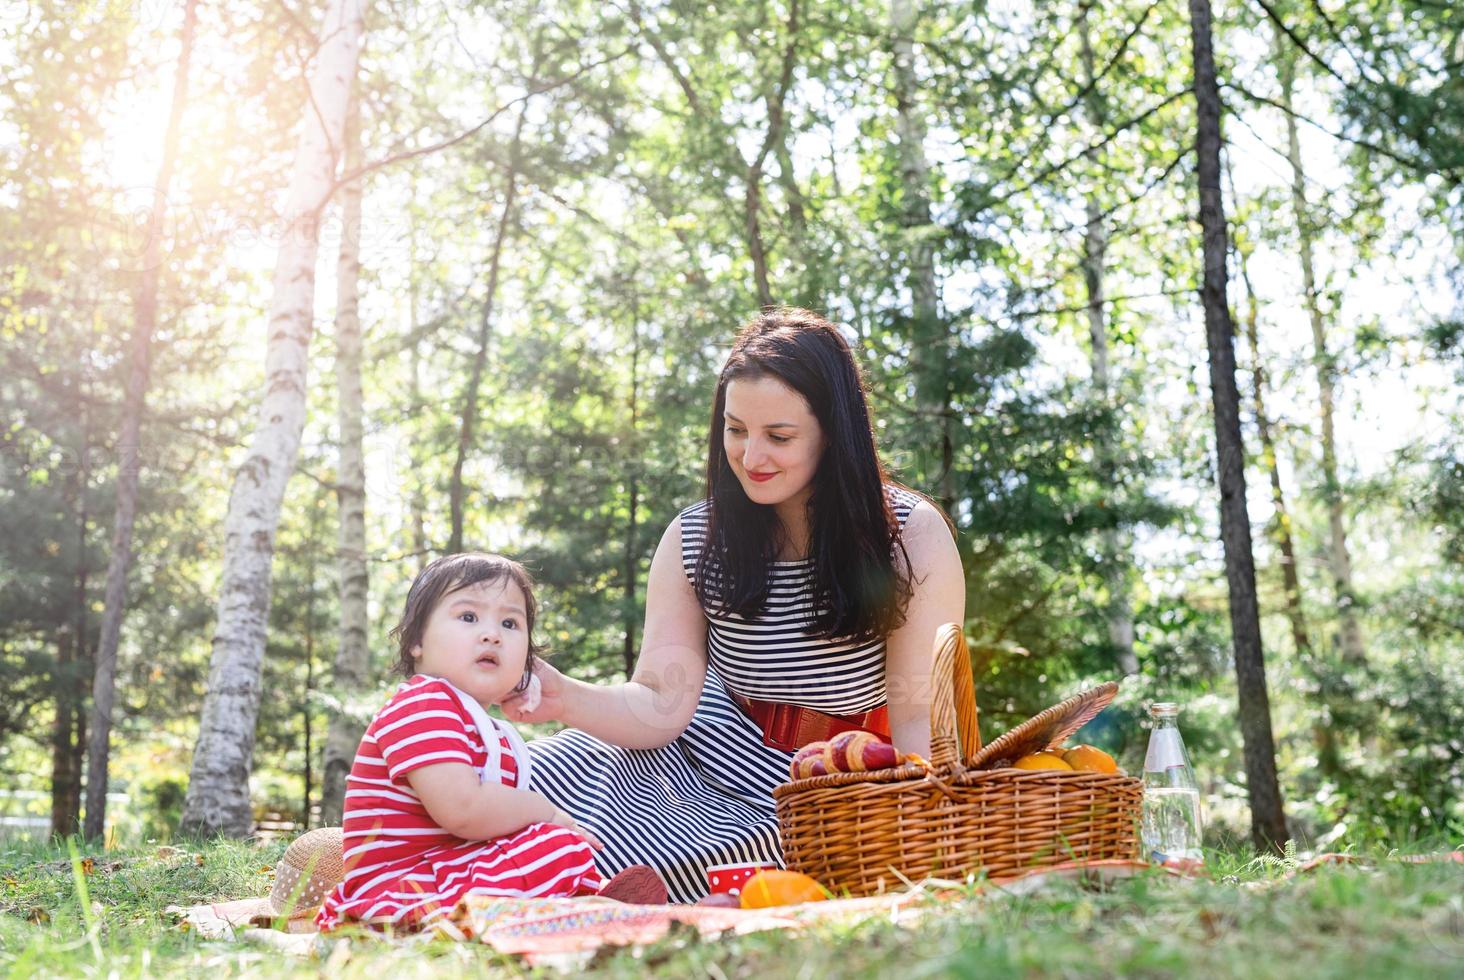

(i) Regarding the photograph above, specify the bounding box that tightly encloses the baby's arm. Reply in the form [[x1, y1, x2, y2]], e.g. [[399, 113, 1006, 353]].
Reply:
[[405, 763, 603, 847]]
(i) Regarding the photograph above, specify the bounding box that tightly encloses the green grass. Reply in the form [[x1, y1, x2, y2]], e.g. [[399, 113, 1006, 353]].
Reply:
[[1, 838, 1460, 978]]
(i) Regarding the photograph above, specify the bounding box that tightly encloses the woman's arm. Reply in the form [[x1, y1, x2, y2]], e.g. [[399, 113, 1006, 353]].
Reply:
[[405, 763, 602, 846], [500, 517, 709, 749], [884, 501, 966, 759]]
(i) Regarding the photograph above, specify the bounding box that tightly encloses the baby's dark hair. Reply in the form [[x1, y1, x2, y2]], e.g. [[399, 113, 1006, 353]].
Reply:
[[388, 552, 545, 690]]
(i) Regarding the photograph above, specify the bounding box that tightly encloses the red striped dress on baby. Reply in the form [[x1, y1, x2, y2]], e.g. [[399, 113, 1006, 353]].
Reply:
[[316, 675, 604, 930]]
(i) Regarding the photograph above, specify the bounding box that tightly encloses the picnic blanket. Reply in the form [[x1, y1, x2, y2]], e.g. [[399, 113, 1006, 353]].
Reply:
[[168, 858, 1156, 965], [167, 851, 1461, 968]]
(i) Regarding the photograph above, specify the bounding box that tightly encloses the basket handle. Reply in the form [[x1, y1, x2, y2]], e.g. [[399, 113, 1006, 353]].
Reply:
[[928, 623, 981, 769]]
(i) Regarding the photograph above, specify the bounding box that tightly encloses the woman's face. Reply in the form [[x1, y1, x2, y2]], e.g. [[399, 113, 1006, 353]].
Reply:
[[722, 376, 825, 512]]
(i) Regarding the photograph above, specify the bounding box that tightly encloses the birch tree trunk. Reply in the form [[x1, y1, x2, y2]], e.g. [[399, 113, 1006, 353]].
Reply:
[[84, 0, 199, 842], [1187, 0, 1288, 852], [1277, 42, 1366, 666], [179, 0, 365, 838], [320, 90, 368, 826], [1078, 0, 1138, 677], [890, 0, 953, 510]]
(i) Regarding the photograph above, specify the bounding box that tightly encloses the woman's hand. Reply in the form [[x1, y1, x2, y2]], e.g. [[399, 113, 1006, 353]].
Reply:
[[498, 518, 709, 749], [547, 805, 604, 850], [500, 659, 565, 724]]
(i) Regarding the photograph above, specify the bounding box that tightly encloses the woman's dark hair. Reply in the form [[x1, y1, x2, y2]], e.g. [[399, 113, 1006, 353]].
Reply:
[[695, 308, 915, 641], [389, 552, 545, 688]]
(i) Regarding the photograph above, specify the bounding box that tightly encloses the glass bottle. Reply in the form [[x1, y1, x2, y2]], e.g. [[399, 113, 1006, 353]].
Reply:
[[1140, 702, 1205, 864]]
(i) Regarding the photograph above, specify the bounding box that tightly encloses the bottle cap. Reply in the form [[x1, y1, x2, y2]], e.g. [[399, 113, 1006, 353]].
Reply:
[[1149, 702, 1180, 718]]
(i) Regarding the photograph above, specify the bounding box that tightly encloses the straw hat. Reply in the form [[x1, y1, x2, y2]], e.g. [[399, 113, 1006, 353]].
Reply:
[[269, 827, 344, 918]]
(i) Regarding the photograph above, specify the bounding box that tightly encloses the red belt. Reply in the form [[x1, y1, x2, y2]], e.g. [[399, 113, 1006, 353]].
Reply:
[[729, 691, 891, 752]]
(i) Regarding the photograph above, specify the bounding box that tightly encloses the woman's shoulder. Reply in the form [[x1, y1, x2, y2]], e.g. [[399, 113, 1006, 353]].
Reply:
[[677, 499, 711, 526], [676, 500, 711, 552], [885, 483, 929, 523], [670, 500, 710, 577], [885, 485, 956, 555]]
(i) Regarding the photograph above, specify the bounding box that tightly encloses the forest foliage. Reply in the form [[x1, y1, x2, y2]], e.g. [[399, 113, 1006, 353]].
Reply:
[[1, 0, 1461, 846]]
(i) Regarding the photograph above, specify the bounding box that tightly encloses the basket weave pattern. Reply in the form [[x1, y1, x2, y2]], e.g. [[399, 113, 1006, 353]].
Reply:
[[773, 625, 1141, 896]]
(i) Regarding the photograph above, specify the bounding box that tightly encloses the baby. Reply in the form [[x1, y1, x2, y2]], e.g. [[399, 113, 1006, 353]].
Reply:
[[317, 552, 663, 931]]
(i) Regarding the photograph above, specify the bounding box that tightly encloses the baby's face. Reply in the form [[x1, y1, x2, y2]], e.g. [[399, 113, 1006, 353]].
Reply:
[[411, 578, 530, 707]]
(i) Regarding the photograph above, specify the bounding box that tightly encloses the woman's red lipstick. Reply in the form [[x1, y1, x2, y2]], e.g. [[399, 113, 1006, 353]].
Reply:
[[747, 471, 777, 483]]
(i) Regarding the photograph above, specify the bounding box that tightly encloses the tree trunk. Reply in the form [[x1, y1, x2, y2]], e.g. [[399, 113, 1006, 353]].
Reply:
[[1277, 42, 1366, 666], [1234, 212, 1341, 779], [1233, 227, 1312, 660], [744, 167, 774, 309], [179, 0, 365, 838], [622, 294, 641, 680], [409, 340, 428, 556], [449, 96, 528, 554], [1187, 0, 1288, 853], [84, 0, 199, 842], [51, 626, 78, 837], [407, 175, 428, 557], [745, 0, 800, 311], [773, 134, 807, 247], [51, 418, 91, 837], [890, 0, 953, 510], [1078, 0, 1138, 677], [320, 89, 369, 827], [302, 487, 322, 827]]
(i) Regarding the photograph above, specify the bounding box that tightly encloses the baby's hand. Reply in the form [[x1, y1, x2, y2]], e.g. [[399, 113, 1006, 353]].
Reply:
[[549, 806, 604, 850]]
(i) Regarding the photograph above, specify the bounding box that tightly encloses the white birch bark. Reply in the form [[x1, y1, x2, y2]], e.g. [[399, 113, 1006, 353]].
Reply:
[[320, 91, 368, 826], [179, 0, 365, 837]]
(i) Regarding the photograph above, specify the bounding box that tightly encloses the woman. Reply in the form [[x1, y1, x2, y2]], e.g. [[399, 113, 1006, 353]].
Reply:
[[502, 308, 964, 903]]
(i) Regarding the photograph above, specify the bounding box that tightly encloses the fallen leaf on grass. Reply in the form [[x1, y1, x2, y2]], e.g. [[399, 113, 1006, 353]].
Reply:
[[26, 907, 48, 924]]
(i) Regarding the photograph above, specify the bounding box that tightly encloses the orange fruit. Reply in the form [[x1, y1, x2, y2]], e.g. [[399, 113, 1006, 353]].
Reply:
[[1062, 744, 1118, 773], [1011, 752, 1074, 771], [738, 869, 828, 908]]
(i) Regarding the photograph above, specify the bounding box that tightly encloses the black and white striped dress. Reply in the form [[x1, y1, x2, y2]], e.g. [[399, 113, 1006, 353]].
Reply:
[[528, 487, 922, 904]]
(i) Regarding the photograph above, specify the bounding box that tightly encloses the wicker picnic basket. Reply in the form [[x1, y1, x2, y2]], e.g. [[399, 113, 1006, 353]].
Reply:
[[773, 624, 1142, 896]]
